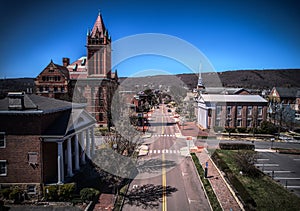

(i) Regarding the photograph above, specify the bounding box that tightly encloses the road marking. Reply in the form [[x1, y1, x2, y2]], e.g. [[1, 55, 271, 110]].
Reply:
[[293, 159, 300, 161], [255, 164, 279, 167], [158, 150, 160, 154], [257, 159, 270, 161], [153, 150, 156, 154], [162, 149, 165, 154], [274, 177, 300, 180], [166, 149, 169, 153], [161, 110, 167, 211], [149, 150, 152, 154], [264, 170, 292, 173]]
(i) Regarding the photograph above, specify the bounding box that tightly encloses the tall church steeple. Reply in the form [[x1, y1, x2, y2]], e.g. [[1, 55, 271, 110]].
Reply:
[[86, 12, 111, 77], [197, 64, 205, 90]]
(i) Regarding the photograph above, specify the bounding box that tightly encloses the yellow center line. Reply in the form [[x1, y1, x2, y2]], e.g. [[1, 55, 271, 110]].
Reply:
[[162, 108, 167, 211]]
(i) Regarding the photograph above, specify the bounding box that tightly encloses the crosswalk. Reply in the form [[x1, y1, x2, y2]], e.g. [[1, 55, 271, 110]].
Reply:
[[149, 149, 181, 154], [152, 134, 176, 137]]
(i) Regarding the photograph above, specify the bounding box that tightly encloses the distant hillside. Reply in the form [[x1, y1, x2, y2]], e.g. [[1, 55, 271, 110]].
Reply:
[[0, 69, 299, 97], [120, 69, 300, 90]]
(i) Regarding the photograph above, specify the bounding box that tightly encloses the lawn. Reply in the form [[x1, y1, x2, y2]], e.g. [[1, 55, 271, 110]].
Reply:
[[214, 150, 300, 210]]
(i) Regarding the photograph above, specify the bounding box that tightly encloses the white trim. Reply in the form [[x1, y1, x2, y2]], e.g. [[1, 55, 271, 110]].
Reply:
[[0, 160, 7, 176]]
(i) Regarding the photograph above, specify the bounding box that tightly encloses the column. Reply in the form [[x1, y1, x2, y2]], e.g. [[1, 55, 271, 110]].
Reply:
[[86, 129, 91, 158], [90, 127, 95, 157], [67, 138, 73, 177], [57, 141, 64, 184], [74, 134, 80, 171], [80, 132, 86, 165]]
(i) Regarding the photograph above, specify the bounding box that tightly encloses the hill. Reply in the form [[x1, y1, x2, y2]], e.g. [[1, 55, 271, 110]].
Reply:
[[120, 69, 300, 90]]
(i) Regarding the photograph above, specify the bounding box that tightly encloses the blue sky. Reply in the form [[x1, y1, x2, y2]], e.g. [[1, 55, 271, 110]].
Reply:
[[0, 0, 300, 78]]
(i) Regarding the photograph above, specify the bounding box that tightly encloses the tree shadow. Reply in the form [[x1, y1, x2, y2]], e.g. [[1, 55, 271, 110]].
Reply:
[[123, 184, 178, 209], [137, 158, 177, 174]]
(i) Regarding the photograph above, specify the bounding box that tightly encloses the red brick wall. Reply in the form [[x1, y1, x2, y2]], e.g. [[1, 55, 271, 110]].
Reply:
[[0, 135, 42, 184]]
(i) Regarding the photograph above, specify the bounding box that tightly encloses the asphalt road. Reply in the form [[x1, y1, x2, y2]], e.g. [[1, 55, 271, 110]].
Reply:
[[122, 105, 211, 211]]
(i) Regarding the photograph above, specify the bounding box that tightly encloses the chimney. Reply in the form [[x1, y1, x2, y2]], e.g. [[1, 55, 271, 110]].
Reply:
[[8, 92, 25, 110], [63, 57, 70, 67]]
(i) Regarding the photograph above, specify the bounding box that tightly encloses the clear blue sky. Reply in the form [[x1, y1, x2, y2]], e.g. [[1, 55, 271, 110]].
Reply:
[[1, 0, 300, 78]]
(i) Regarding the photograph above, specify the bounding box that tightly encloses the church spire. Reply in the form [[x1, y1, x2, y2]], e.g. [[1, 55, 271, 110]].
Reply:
[[91, 11, 107, 38], [197, 63, 205, 91]]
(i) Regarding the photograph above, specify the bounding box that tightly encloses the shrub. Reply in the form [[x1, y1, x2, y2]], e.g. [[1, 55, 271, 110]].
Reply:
[[213, 126, 224, 133], [58, 183, 76, 201], [44, 185, 58, 201], [259, 121, 277, 134], [80, 188, 100, 202], [219, 143, 255, 150], [225, 127, 236, 133], [0, 188, 11, 199], [236, 127, 248, 133], [9, 188, 23, 203], [235, 151, 262, 178]]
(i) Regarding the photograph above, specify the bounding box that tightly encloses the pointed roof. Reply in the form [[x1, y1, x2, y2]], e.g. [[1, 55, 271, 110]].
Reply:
[[91, 12, 107, 38]]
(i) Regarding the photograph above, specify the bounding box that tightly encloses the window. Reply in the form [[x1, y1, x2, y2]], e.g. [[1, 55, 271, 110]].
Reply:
[[227, 106, 232, 116], [27, 185, 36, 194], [61, 86, 65, 92], [53, 86, 58, 92], [215, 118, 221, 127], [216, 106, 222, 116], [237, 106, 242, 116], [236, 119, 242, 127], [247, 119, 252, 128], [0, 160, 7, 176], [0, 133, 5, 148], [258, 106, 263, 116], [99, 113, 104, 121], [247, 106, 252, 116], [39, 86, 43, 92], [49, 66, 54, 72], [42, 76, 46, 81]]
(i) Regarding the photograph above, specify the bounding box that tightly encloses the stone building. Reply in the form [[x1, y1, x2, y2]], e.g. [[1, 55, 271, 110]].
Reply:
[[0, 92, 96, 195]]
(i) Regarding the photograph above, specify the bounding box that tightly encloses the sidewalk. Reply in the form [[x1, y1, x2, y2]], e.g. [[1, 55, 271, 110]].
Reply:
[[179, 122, 243, 211], [93, 193, 115, 211]]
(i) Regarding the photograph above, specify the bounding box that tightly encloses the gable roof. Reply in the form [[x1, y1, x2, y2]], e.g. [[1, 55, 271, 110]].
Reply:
[[201, 94, 268, 103], [272, 87, 300, 98], [37, 60, 70, 79]]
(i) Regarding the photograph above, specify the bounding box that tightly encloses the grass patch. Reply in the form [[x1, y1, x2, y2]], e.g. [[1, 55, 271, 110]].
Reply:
[[214, 150, 300, 210], [191, 153, 222, 211]]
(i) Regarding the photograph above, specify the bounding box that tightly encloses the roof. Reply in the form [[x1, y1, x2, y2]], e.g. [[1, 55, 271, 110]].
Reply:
[[91, 13, 107, 38], [204, 87, 249, 95], [0, 94, 83, 113], [273, 87, 300, 98], [201, 94, 268, 103], [37, 60, 70, 80]]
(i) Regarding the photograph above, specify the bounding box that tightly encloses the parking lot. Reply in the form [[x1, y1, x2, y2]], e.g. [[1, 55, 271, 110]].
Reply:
[[255, 152, 300, 197]]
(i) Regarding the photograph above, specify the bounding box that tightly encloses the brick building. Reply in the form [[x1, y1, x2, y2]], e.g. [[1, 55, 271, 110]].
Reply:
[[196, 94, 268, 129], [35, 59, 70, 99], [35, 12, 118, 126], [0, 92, 96, 196]]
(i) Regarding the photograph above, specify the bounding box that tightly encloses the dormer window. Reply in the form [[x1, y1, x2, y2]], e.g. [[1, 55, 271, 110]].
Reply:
[[73, 64, 78, 71]]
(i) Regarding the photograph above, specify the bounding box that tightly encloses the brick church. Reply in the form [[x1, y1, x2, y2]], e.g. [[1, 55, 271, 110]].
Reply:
[[35, 12, 118, 126]]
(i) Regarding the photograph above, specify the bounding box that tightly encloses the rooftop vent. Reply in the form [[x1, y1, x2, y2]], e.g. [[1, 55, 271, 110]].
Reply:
[[8, 92, 25, 110]]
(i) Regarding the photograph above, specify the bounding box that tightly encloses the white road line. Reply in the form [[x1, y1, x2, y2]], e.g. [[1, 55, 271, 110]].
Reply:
[[264, 170, 292, 173], [256, 163, 280, 167], [274, 177, 300, 180], [166, 149, 169, 153], [293, 159, 300, 161], [158, 150, 160, 153], [149, 150, 153, 154], [257, 159, 270, 161], [169, 150, 173, 154], [153, 150, 156, 154], [162, 149, 165, 154]]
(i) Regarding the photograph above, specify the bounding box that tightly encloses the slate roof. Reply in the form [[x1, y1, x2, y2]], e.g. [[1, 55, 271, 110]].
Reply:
[[204, 87, 249, 95], [273, 87, 300, 98], [201, 94, 268, 103], [0, 94, 83, 113], [91, 13, 107, 38]]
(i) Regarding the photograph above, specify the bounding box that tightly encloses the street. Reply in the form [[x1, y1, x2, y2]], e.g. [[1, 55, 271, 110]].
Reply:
[[123, 105, 211, 211]]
